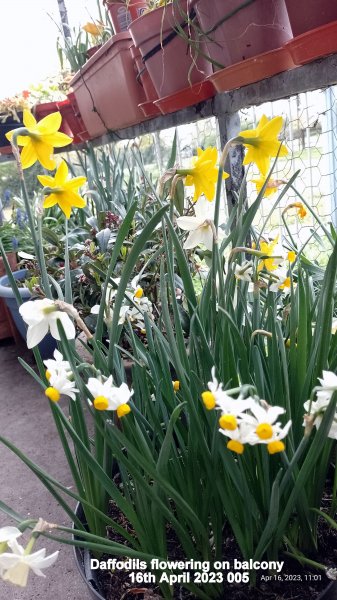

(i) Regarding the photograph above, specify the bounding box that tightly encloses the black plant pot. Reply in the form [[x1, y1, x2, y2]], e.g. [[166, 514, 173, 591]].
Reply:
[[0, 113, 23, 148], [72, 503, 337, 600], [73, 504, 105, 600]]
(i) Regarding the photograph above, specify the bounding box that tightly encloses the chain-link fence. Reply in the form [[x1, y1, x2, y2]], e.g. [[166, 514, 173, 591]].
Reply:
[[123, 86, 337, 263]]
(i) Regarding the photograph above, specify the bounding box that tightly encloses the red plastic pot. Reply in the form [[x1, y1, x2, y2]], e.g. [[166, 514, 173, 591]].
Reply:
[[129, 0, 212, 98], [209, 47, 295, 92], [34, 101, 73, 137], [57, 95, 90, 143], [284, 0, 337, 36], [193, 0, 292, 70], [285, 20, 337, 66], [105, 1, 148, 33], [70, 33, 147, 138], [86, 44, 102, 59], [129, 45, 162, 118]]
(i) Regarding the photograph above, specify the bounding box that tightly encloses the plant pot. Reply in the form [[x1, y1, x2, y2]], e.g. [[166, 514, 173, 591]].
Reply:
[[0, 253, 18, 341], [193, 0, 292, 69], [284, 0, 337, 36], [70, 33, 147, 138], [129, 0, 212, 98], [285, 20, 337, 66], [129, 45, 162, 117], [73, 503, 105, 600], [105, 1, 148, 33], [0, 269, 57, 359], [57, 95, 90, 144], [0, 113, 23, 154], [33, 101, 73, 137], [86, 44, 103, 59]]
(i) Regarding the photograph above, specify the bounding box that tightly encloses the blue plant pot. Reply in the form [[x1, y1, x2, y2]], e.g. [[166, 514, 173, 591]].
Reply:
[[0, 269, 57, 359]]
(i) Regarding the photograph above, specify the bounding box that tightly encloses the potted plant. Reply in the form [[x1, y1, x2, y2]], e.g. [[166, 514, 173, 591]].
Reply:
[[103, 0, 149, 33], [192, 0, 293, 72], [128, 0, 213, 108], [284, 0, 337, 36], [0, 91, 31, 154]]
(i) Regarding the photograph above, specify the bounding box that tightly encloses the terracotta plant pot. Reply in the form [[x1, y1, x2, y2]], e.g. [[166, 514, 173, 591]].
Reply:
[[193, 0, 292, 69], [34, 101, 73, 137], [129, 0, 212, 98], [285, 20, 337, 66], [105, 1, 148, 33], [284, 0, 337, 36], [70, 33, 147, 138]]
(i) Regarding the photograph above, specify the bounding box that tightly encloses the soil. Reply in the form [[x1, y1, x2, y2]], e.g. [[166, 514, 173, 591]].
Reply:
[[93, 497, 337, 600]]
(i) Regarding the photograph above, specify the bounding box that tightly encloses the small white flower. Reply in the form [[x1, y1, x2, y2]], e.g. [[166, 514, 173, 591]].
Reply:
[[219, 421, 257, 454], [216, 394, 254, 432], [269, 269, 291, 293], [45, 371, 78, 402], [0, 538, 59, 587], [86, 376, 133, 416], [304, 384, 337, 439], [244, 401, 291, 453], [0, 527, 22, 545], [19, 299, 75, 349], [316, 370, 337, 402], [44, 350, 70, 376], [233, 261, 253, 282], [176, 197, 219, 251]]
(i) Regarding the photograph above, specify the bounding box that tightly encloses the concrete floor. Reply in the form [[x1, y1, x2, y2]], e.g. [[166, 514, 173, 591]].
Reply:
[[0, 338, 90, 600]]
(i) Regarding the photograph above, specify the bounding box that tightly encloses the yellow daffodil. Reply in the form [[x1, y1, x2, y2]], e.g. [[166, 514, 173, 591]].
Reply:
[[251, 175, 284, 198], [178, 147, 229, 202], [258, 236, 281, 272], [239, 115, 288, 175], [82, 22, 104, 36], [37, 160, 86, 219], [287, 251, 296, 263], [283, 202, 307, 219], [6, 109, 72, 170]]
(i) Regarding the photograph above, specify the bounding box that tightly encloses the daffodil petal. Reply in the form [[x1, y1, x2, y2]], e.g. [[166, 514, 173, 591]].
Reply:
[[20, 142, 37, 169], [37, 174, 56, 187], [63, 176, 87, 190], [41, 132, 73, 148], [54, 160, 68, 185], [23, 109, 37, 129], [57, 198, 72, 219], [32, 140, 56, 170], [43, 194, 59, 209], [37, 111, 62, 133]]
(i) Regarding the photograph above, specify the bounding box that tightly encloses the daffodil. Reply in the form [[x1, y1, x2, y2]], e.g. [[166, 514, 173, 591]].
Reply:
[[0, 527, 22, 572], [19, 298, 75, 349], [45, 369, 78, 403], [44, 349, 71, 380], [258, 236, 283, 272], [216, 395, 254, 432], [219, 421, 257, 455], [304, 393, 337, 440], [233, 261, 253, 282], [239, 115, 288, 175], [176, 196, 220, 250], [269, 269, 291, 293], [244, 402, 291, 454], [201, 367, 225, 410], [6, 109, 72, 170], [177, 147, 229, 202], [251, 175, 283, 197], [316, 371, 337, 403], [0, 538, 59, 587], [37, 160, 86, 219], [82, 22, 104, 36], [87, 376, 133, 416]]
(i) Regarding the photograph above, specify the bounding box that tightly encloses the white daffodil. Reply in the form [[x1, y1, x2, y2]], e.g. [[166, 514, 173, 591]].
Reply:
[[44, 349, 71, 378], [201, 367, 225, 409], [244, 401, 291, 454], [86, 376, 133, 417], [176, 197, 219, 251], [303, 392, 337, 440], [233, 261, 253, 282], [269, 269, 291, 293], [0, 527, 22, 575], [91, 280, 120, 325], [316, 371, 337, 403], [44, 370, 78, 403], [216, 394, 254, 432], [19, 299, 75, 349], [0, 538, 58, 587], [219, 421, 257, 455]]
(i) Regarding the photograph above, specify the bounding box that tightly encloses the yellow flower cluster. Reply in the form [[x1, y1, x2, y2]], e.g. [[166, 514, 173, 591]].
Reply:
[[6, 109, 87, 219]]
